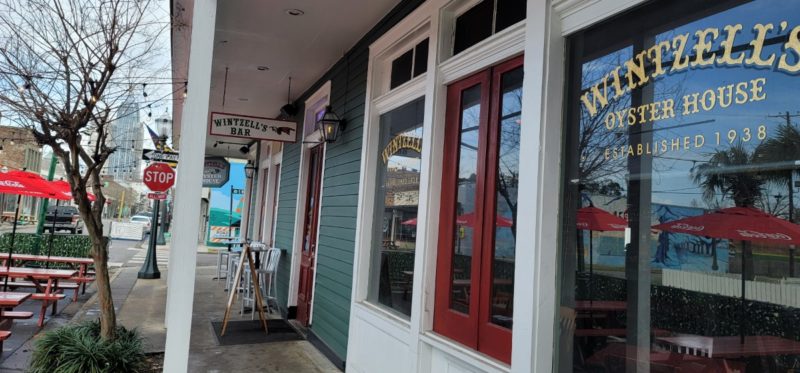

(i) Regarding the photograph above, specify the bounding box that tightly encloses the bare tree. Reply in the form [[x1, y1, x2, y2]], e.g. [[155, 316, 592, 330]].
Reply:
[[0, 0, 163, 339]]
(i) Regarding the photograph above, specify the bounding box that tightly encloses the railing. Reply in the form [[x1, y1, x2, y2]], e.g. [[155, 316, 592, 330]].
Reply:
[[662, 268, 800, 308]]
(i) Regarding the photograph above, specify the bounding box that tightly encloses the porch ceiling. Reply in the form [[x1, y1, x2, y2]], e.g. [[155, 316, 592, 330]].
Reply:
[[171, 0, 401, 157]]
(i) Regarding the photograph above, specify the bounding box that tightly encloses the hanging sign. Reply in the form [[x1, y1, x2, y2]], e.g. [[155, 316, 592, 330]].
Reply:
[[203, 157, 230, 188], [209, 112, 297, 143]]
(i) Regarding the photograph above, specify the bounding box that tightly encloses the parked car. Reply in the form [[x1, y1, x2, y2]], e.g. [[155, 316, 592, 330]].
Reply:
[[44, 205, 83, 234], [129, 215, 152, 234]]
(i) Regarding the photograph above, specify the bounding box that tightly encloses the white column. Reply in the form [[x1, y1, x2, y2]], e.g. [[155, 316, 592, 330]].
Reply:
[[511, 1, 563, 373], [163, 0, 216, 371]]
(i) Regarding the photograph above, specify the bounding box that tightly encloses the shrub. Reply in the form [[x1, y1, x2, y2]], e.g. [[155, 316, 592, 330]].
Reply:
[[28, 320, 146, 373]]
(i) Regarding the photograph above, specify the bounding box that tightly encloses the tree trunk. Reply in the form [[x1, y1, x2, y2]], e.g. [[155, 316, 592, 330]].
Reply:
[[83, 206, 116, 340]]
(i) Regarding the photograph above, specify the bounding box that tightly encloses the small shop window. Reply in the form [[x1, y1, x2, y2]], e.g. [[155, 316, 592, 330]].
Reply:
[[453, 0, 525, 55], [433, 56, 522, 363], [367, 97, 425, 317], [389, 39, 429, 90], [558, 0, 800, 372]]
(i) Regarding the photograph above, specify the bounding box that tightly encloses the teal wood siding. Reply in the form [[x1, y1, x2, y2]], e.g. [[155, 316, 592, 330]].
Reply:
[[272, 0, 425, 364]]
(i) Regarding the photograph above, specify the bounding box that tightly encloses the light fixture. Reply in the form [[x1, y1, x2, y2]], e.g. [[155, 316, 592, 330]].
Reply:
[[239, 145, 250, 154], [213, 141, 218, 148], [280, 77, 297, 118], [285, 9, 304, 16], [183, 82, 188, 99], [257, 66, 269, 71], [244, 161, 256, 179], [317, 106, 344, 143]]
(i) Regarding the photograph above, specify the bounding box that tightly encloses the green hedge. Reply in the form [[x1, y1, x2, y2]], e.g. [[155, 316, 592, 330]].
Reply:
[[0, 233, 92, 268]]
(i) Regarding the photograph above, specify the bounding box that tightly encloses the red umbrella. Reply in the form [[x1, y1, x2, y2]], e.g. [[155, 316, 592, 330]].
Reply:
[[51, 180, 96, 202], [0, 170, 59, 199], [401, 213, 514, 227], [0, 170, 61, 290], [652, 206, 800, 344], [576, 206, 627, 301]]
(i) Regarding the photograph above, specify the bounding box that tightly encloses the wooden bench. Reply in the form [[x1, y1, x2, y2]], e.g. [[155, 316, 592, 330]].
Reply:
[[65, 276, 95, 300], [0, 329, 10, 352], [30, 293, 66, 326], [4, 281, 79, 290], [2, 311, 33, 320]]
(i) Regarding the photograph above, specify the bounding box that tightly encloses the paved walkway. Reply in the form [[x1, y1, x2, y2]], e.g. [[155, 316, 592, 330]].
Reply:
[[1, 243, 340, 372]]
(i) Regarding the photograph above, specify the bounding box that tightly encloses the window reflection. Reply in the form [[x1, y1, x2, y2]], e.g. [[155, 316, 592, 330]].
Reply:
[[489, 67, 523, 328], [369, 97, 425, 317], [559, 1, 800, 372], [449, 85, 482, 313]]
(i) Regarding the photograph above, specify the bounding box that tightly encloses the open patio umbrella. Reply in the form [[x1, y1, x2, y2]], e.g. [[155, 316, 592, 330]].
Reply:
[[576, 206, 627, 300], [652, 206, 800, 344], [43, 180, 93, 267], [0, 170, 60, 290]]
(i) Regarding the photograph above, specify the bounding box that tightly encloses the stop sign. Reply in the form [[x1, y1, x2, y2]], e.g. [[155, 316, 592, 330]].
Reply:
[[143, 163, 175, 192]]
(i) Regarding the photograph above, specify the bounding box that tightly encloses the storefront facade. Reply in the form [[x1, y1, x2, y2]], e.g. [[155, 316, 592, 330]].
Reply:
[[168, 0, 800, 371], [343, 0, 800, 372]]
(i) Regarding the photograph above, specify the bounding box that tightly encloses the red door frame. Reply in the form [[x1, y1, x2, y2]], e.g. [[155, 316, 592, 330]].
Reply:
[[477, 55, 523, 362], [434, 55, 523, 363], [297, 145, 324, 325], [433, 69, 491, 348]]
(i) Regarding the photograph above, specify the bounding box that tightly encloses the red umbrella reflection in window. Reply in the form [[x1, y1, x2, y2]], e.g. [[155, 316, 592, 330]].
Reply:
[[652, 206, 800, 245], [576, 206, 627, 300], [652, 206, 800, 344], [401, 213, 514, 227]]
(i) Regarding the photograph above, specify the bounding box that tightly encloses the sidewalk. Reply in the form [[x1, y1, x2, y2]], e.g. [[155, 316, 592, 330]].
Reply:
[[0, 244, 341, 372]]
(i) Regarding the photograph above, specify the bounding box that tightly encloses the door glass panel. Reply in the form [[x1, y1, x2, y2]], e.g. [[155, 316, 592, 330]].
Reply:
[[303, 148, 320, 254], [489, 66, 523, 328], [450, 84, 482, 313]]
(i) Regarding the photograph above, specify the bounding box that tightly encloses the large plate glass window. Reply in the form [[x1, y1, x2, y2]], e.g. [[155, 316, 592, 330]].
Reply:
[[368, 97, 425, 317], [558, 0, 800, 371], [434, 56, 522, 363]]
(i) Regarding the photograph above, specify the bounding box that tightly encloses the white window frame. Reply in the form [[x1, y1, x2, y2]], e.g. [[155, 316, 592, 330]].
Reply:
[[352, 6, 432, 320]]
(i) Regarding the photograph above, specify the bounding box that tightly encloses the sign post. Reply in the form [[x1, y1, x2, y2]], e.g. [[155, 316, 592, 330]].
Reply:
[[140, 163, 177, 279]]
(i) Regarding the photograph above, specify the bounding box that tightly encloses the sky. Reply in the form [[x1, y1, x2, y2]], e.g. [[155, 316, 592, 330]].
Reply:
[[1, 0, 174, 157], [210, 160, 247, 212]]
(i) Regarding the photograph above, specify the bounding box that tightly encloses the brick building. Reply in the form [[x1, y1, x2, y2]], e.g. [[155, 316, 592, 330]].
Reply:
[[0, 126, 43, 220]]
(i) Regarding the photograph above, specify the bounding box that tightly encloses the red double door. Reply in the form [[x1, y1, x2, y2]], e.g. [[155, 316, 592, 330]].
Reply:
[[434, 55, 523, 363], [297, 145, 324, 326]]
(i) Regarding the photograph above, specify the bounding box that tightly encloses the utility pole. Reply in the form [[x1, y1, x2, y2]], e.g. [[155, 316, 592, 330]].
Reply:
[[118, 190, 126, 220], [156, 134, 169, 245]]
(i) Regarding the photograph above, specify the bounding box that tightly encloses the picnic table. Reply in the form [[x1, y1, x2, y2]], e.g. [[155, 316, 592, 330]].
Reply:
[[0, 267, 77, 327], [0, 253, 94, 301], [657, 335, 800, 358], [0, 292, 31, 350]]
